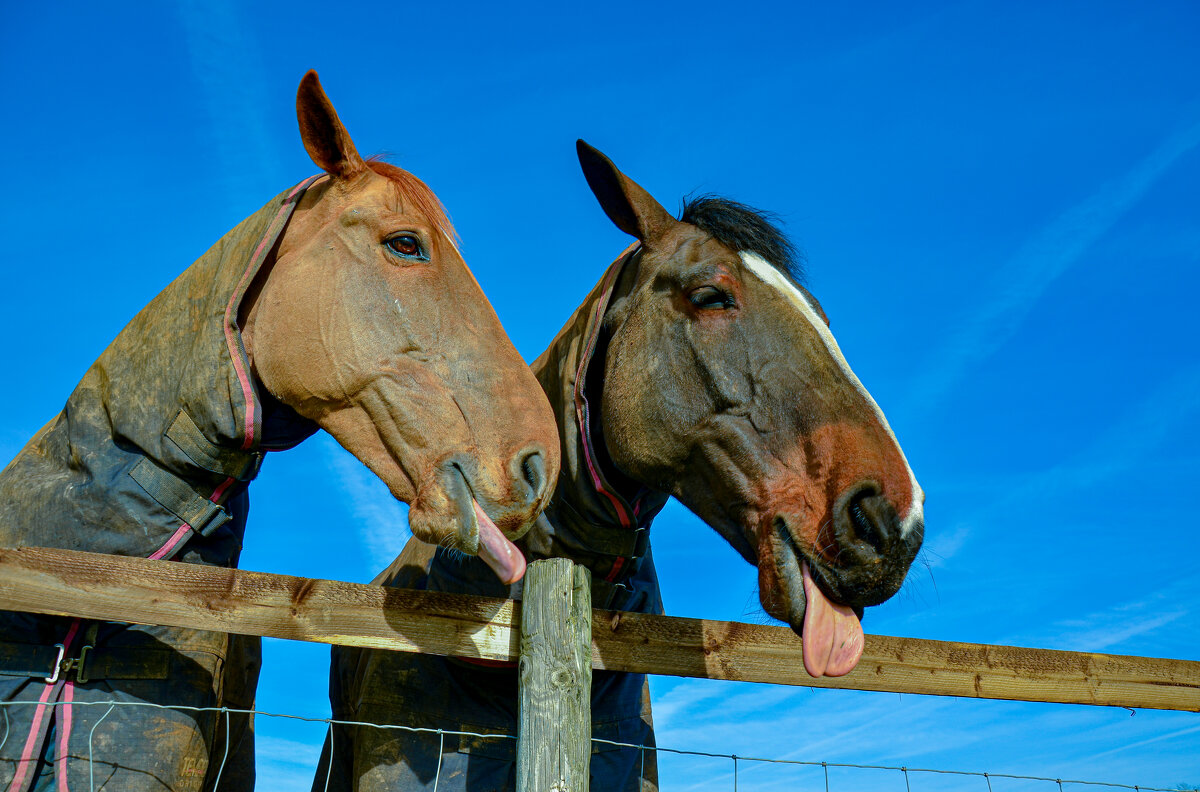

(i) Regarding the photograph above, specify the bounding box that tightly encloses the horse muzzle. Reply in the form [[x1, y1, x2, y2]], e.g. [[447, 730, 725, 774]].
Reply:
[[777, 480, 923, 611], [408, 447, 552, 584]]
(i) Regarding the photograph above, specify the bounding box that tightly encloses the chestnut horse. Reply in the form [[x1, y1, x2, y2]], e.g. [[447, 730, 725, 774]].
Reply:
[[0, 72, 558, 792], [316, 142, 924, 791]]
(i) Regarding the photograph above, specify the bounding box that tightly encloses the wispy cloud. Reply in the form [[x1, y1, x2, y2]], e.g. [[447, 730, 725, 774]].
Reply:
[[656, 686, 1005, 791], [1054, 607, 1188, 654], [922, 523, 971, 569], [916, 362, 1200, 648], [1022, 573, 1200, 653], [904, 351, 1200, 631], [653, 681, 1197, 791], [1083, 722, 1200, 763], [255, 734, 328, 789], [319, 433, 412, 569], [908, 114, 1200, 414], [256, 734, 325, 765], [945, 362, 1200, 565], [652, 678, 738, 726]]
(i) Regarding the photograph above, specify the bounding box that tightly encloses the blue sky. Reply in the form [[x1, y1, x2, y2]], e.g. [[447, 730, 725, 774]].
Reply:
[[3, 1, 1198, 789]]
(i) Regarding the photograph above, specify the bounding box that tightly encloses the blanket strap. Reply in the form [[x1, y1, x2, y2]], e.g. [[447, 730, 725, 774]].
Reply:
[[165, 410, 262, 482], [0, 641, 170, 682], [129, 459, 231, 537]]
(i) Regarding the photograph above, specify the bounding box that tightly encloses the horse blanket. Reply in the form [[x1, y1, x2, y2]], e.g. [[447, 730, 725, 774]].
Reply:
[[0, 177, 319, 791]]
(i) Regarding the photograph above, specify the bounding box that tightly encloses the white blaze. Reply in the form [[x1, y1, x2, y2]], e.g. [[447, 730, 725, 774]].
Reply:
[[739, 252, 924, 538]]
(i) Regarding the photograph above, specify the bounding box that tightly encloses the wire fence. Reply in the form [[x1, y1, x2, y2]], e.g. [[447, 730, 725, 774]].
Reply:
[[1, 699, 1192, 792]]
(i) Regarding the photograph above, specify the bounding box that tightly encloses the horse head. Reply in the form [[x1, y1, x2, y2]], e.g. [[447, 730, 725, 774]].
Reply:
[[578, 141, 923, 676], [240, 72, 559, 583]]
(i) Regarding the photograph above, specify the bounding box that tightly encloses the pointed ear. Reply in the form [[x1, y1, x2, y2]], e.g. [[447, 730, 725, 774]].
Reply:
[[576, 140, 676, 243], [296, 70, 366, 179]]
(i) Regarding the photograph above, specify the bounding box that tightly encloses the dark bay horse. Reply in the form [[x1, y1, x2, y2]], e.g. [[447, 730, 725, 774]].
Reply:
[[316, 142, 924, 791], [0, 71, 558, 792]]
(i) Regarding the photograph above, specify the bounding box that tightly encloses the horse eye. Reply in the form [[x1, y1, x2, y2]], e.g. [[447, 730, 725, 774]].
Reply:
[[385, 235, 424, 259], [688, 286, 734, 310]]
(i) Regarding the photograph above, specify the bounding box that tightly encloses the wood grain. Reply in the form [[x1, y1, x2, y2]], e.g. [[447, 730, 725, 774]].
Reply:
[[0, 547, 1195, 712], [591, 610, 1200, 711], [517, 559, 592, 792], [0, 545, 519, 660]]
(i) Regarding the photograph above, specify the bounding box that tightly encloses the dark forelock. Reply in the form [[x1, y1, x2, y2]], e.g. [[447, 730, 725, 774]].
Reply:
[[679, 195, 804, 284]]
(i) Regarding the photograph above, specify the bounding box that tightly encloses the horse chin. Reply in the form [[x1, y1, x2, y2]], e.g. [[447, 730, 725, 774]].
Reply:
[[764, 523, 865, 679], [407, 463, 528, 585], [761, 523, 808, 633]]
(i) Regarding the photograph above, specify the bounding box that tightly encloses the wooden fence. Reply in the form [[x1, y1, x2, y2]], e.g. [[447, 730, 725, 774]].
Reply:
[[1, 546, 1197, 789], [1, 546, 1195, 710]]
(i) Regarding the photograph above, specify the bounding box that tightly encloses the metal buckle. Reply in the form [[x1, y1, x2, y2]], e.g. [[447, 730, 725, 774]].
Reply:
[[43, 643, 95, 684], [44, 643, 66, 684], [632, 524, 649, 554], [76, 645, 93, 684]]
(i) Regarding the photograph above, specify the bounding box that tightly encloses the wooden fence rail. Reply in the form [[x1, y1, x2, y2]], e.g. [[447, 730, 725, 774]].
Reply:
[[0, 546, 1196, 712]]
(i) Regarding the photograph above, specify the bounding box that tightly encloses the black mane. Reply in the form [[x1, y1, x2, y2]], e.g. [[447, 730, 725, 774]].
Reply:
[[680, 195, 805, 284]]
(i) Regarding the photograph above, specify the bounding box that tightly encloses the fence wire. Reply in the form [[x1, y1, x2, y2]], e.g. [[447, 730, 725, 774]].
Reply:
[[0, 699, 1191, 792]]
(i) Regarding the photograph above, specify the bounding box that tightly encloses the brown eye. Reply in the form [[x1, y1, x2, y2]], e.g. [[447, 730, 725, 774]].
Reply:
[[688, 286, 735, 310], [385, 234, 425, 259]]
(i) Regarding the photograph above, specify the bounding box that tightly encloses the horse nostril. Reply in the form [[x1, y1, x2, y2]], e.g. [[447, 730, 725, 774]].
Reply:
[[848, 493, 881, 550], [836, 482, 895, 558], [854, 492, 892, 554], [519, 449, 547, 503]]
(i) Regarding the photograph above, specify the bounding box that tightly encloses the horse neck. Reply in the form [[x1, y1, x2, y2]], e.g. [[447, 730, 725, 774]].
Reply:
[[520, 249, 668, 578], [0, 182, 315, 565]]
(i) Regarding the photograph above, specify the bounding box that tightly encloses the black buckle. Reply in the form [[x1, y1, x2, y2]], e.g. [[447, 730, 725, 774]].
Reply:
[[191, 500, 232, 537]]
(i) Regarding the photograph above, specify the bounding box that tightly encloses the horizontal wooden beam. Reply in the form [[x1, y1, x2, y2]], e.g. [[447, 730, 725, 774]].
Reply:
[[0, 546, 520, 660], [0, 547, 1195, 711], [592, 610, 1199, 711]]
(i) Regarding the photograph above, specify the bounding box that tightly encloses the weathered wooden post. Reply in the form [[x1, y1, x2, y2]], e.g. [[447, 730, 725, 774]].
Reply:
[[516, 558, 593, 792]]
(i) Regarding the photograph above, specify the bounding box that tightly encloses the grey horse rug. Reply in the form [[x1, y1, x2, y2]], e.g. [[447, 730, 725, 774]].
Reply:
[[0, 176, 319, 792]]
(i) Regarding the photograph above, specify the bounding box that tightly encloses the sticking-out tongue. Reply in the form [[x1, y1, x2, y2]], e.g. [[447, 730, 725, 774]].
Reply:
[[473, 500, 527, 584], [801, 562, 865, 677]]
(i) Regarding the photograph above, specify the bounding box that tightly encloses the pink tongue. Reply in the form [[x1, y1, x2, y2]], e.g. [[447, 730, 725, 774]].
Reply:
[[801, 562, 864, 677], [473, 501, 527, 584]]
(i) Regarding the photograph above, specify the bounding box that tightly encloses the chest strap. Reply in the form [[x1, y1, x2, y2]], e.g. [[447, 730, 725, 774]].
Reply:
[[129, 458, 231, 537], [0, 641, 170, 682]]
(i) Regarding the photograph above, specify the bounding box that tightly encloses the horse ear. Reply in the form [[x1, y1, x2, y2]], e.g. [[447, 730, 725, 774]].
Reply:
[[296, 70, 366, 179], [577, 140, 676, 243]]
